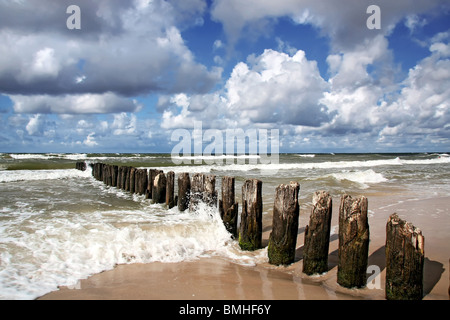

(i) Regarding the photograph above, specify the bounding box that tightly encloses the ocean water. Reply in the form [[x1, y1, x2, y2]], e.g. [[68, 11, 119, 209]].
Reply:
[[0, 152, 449, 299]]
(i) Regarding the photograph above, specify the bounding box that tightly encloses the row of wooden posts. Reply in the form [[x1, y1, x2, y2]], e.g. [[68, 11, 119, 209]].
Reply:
[[77, 162, 426, 300]]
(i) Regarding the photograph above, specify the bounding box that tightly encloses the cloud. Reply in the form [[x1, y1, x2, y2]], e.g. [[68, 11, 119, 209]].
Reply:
[[0, 0, 219, 113], [158, 23, 450, 152], [378, 44, 450, 133], [83, 132, 98, 147], [26, 114, 44, 136], [159, 48, 331, 130], [211, 0, 448, 51], [224, 49, 330, 126], [10, 93, 142, 114], [111, 113, 137, 136], [1, 1, 448, 153]]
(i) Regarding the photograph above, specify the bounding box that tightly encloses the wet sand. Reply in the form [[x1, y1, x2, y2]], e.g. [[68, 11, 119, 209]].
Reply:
[[39, 195, 449, 300]]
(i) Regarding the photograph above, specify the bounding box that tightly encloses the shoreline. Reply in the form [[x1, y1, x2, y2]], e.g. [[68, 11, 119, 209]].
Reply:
[[39, 194, 449, 300]]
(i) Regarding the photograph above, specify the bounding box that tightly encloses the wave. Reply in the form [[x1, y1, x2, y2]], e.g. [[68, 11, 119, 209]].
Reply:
[[296, 154, 316, 158], [327, 169, 388, 189], [172, 154, 261, 161], [8, 153, 88, 161], [0, 203, 239, 300], [6, 153, 165, 161], [2, 155, 449, 182], [153, 156, 450, 175], [0, 168, 92, 183]]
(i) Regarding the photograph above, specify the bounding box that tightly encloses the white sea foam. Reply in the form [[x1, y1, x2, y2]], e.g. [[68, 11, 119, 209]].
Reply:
[[158, 156, 450, 175], [0, 202, 239, 300], [172, 154, 261, 160], [0, 168, 92, 183], [328, 169, 388, 188], [6, 153, 161, 161]]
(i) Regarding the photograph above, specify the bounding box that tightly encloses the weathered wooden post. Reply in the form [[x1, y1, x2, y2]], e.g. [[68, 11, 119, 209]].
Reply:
[[135, 169, 148, 196], [337, 194, 370, 288], [111, 165, 118, 187], [219, 176, 239, 238], [268, 182, 300, 265], [204, 174, 217, 207], [239, 179, 263, 251], [75, 162, 86, 171], [102, 164, 109, 185], [303, 191, 333, 275], [188, 173, 217, 211], [129, 167, 136, 193], [97, 163, 103, 181], [166, 171, 175, 209], [385, 213, 425, 300], [124, 167, 131, 192], [190, 173, 204, 212], [178, 173, 190, 212], [108, 164, 114, 186], [147, 169, 162, 199], [93, 163, 102, 181], [117, 166, 124, 189], [120, 166, 125, 190], [152, 172, 166, 204]]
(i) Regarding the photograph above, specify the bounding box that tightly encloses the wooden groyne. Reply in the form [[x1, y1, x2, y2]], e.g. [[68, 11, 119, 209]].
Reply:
[[385, 213, 424, 300], [337, 195, 370, 288], [302, 191, 332, 275], [76, 161, 427, 299]]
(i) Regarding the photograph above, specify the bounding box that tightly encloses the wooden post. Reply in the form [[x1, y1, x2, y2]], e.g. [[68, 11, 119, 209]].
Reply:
[[189, 173, 216, 211], [337, 194, 370, 288], [219, 176, 239, 238], [111, 165, 118, 187], [124, 167, 131, 192], [204, 174, 217, 207], [385, 213, 425, 300], [108, 165, 114, 186], [102, 164, 108, 185], [189, 173, 204, 212], [119, 166, 125, 189], [117, 166, 123, 188], [239, 179, 263, 251], [268, 182, 300, 265], [135, 169, 147, 196], [177, 173, 190, 212], [105, 164, 111, 186], [129, 167, 136, 194], [152, 172, 166, 204], [166, 171, 175, 209], [75, 162, 86, 171], [147, 169, 162, 199], [303, 191, 333, 275], [94, 163, 103, 181], [97, 163, 103, 181]]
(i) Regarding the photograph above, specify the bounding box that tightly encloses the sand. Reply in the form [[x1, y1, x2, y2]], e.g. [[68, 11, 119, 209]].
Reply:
[[38, 195, 449, 300]]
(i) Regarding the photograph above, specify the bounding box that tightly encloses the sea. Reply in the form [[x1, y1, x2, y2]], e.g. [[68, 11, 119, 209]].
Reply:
[[0, 152, 449, 299]]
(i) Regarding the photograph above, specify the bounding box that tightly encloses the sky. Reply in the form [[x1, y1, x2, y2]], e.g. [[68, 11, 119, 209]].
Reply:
[[0, 0, 449, 154]]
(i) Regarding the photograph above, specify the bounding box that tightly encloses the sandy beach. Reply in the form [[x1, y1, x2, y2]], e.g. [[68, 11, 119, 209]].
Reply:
[[39, 194, 449, 300]]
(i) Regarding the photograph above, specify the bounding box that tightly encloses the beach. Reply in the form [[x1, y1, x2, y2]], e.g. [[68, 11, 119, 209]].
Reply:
[[39, 194, 449, 300], [0, 153, 448, 300]]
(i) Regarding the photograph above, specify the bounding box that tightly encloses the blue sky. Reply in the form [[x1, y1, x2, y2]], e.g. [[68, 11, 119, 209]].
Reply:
[[0, 0, 449, 153]]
